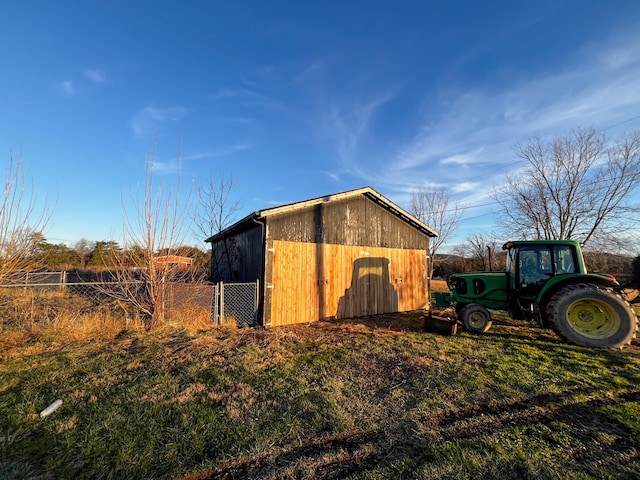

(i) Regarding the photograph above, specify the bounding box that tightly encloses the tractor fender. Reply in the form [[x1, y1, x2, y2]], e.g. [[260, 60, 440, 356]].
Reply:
[[536, 274, 619, 313]]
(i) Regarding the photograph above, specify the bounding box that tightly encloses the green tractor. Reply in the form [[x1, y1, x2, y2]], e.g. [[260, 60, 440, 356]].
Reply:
[[434, 240, 638, 348]]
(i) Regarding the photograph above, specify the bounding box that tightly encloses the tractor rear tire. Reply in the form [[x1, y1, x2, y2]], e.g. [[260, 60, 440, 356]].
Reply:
[[461, 303, 492, 334], [546, 284, 638, 349]]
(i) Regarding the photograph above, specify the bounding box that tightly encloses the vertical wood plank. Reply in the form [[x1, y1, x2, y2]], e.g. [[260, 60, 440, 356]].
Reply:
[[269, 240, 429, 326]]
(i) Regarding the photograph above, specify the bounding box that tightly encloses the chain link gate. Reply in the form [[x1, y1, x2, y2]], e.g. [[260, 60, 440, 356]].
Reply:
[[212, 281, 259, 326]]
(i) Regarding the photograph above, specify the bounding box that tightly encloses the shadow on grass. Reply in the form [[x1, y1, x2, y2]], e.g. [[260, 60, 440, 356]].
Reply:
[[175, 388, 640, 480], [467, 324, 640, 358]]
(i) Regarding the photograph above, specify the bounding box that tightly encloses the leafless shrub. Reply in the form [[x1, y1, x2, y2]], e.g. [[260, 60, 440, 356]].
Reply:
[[411, 186, 464, 277], [0, 148, 53, 284], [97, 135, 193, 329]]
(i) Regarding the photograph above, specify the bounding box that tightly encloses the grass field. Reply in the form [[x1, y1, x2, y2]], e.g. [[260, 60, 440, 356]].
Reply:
[[1, 306, 640, 479]]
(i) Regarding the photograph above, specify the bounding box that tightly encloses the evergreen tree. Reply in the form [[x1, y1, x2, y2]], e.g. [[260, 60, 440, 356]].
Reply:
[[32, 236, 78, 270], [88, 241, 121, 268]]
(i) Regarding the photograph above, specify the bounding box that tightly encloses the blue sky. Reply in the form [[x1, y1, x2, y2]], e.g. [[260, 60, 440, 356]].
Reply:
[[2, 1, 640, 250]]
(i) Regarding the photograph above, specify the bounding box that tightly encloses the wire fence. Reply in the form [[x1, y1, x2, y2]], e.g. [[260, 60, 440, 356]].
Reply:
[[215, 281, 259, 326], [0, 271, 259, 326]]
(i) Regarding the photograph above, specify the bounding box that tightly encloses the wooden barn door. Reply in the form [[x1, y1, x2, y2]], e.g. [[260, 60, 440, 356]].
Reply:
[[268, 240, 428, 327]]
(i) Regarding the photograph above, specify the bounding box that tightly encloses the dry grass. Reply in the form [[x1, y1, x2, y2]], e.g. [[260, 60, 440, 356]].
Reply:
[[430, 279, 449, 292], [165, 304, 216, 333], [0, 289, 222, 360]]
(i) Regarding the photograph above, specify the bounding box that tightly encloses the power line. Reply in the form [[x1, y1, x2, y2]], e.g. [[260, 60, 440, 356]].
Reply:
[[601, 114, 640, 132]]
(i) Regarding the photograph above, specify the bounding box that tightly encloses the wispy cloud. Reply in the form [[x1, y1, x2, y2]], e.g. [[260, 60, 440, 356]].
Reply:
[[439, 150, 485, 167], [129, 106, 189, 137], [327, 88, 399, 163], [57, 69, 106, 97], [182, 144, 251, 161], [211, 88, 239, 98], [83, 68, 106, 83], [451, 181, 480, 194], [294, 57, 403, 167], [375, 30, 640, 198], [57, 80, 75, 96], [150, 160, 179, 175], [323, 171, 340, 182], [251, 197, 283, 207], [294, 29, 640, 221], [209, 87, 291, 113]]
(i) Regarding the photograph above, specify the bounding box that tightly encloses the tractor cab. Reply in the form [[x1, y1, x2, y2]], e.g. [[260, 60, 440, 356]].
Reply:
[[504, 241, 582, 320]]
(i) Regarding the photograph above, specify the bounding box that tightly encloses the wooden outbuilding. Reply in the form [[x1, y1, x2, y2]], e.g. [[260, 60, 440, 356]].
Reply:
[[205, 187, 438, 327]]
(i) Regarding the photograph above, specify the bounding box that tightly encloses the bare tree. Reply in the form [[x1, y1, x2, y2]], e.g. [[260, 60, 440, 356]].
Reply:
[[448, 243, 473, 274], [73, 238, 95, 268], [410, 186, 464, 277], [193, 171, 241, 281], [105, 138, 191, 329], [466, 234, 504, 271], [493, 127, 640, 248], [193, 171, 240, 239], [0, 148, 53, 283], [581, 250, 633, 277]]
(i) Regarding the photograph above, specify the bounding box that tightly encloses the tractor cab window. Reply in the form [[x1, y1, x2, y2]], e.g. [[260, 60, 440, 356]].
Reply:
[[518, 246, 552, 290], [507, 247, 517, 277], [553, 245, 577, 274], [507, 243, 580, 300]]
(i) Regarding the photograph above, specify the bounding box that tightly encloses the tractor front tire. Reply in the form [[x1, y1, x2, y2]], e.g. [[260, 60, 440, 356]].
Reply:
[[461, 303, 492, 334], [546, 284, 638, 349]]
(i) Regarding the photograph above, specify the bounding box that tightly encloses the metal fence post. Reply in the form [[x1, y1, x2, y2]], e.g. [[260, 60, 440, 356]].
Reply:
[[220, 281, 225, 324], [253, 279, 260, 325], [213, 283, 220, 325]]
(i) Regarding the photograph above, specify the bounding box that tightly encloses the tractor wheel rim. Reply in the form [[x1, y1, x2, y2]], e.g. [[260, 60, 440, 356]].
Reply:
[[469, 312, 486, 328], [566, 298, 620, 339]]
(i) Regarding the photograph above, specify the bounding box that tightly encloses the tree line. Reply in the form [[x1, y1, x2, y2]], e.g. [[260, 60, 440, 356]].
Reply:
[[26, 235, 210, 272]]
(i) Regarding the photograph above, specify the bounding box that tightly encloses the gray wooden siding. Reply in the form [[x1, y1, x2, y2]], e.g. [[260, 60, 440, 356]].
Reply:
[[209, 223, 264, 283], [265, 196, 429, 250]]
